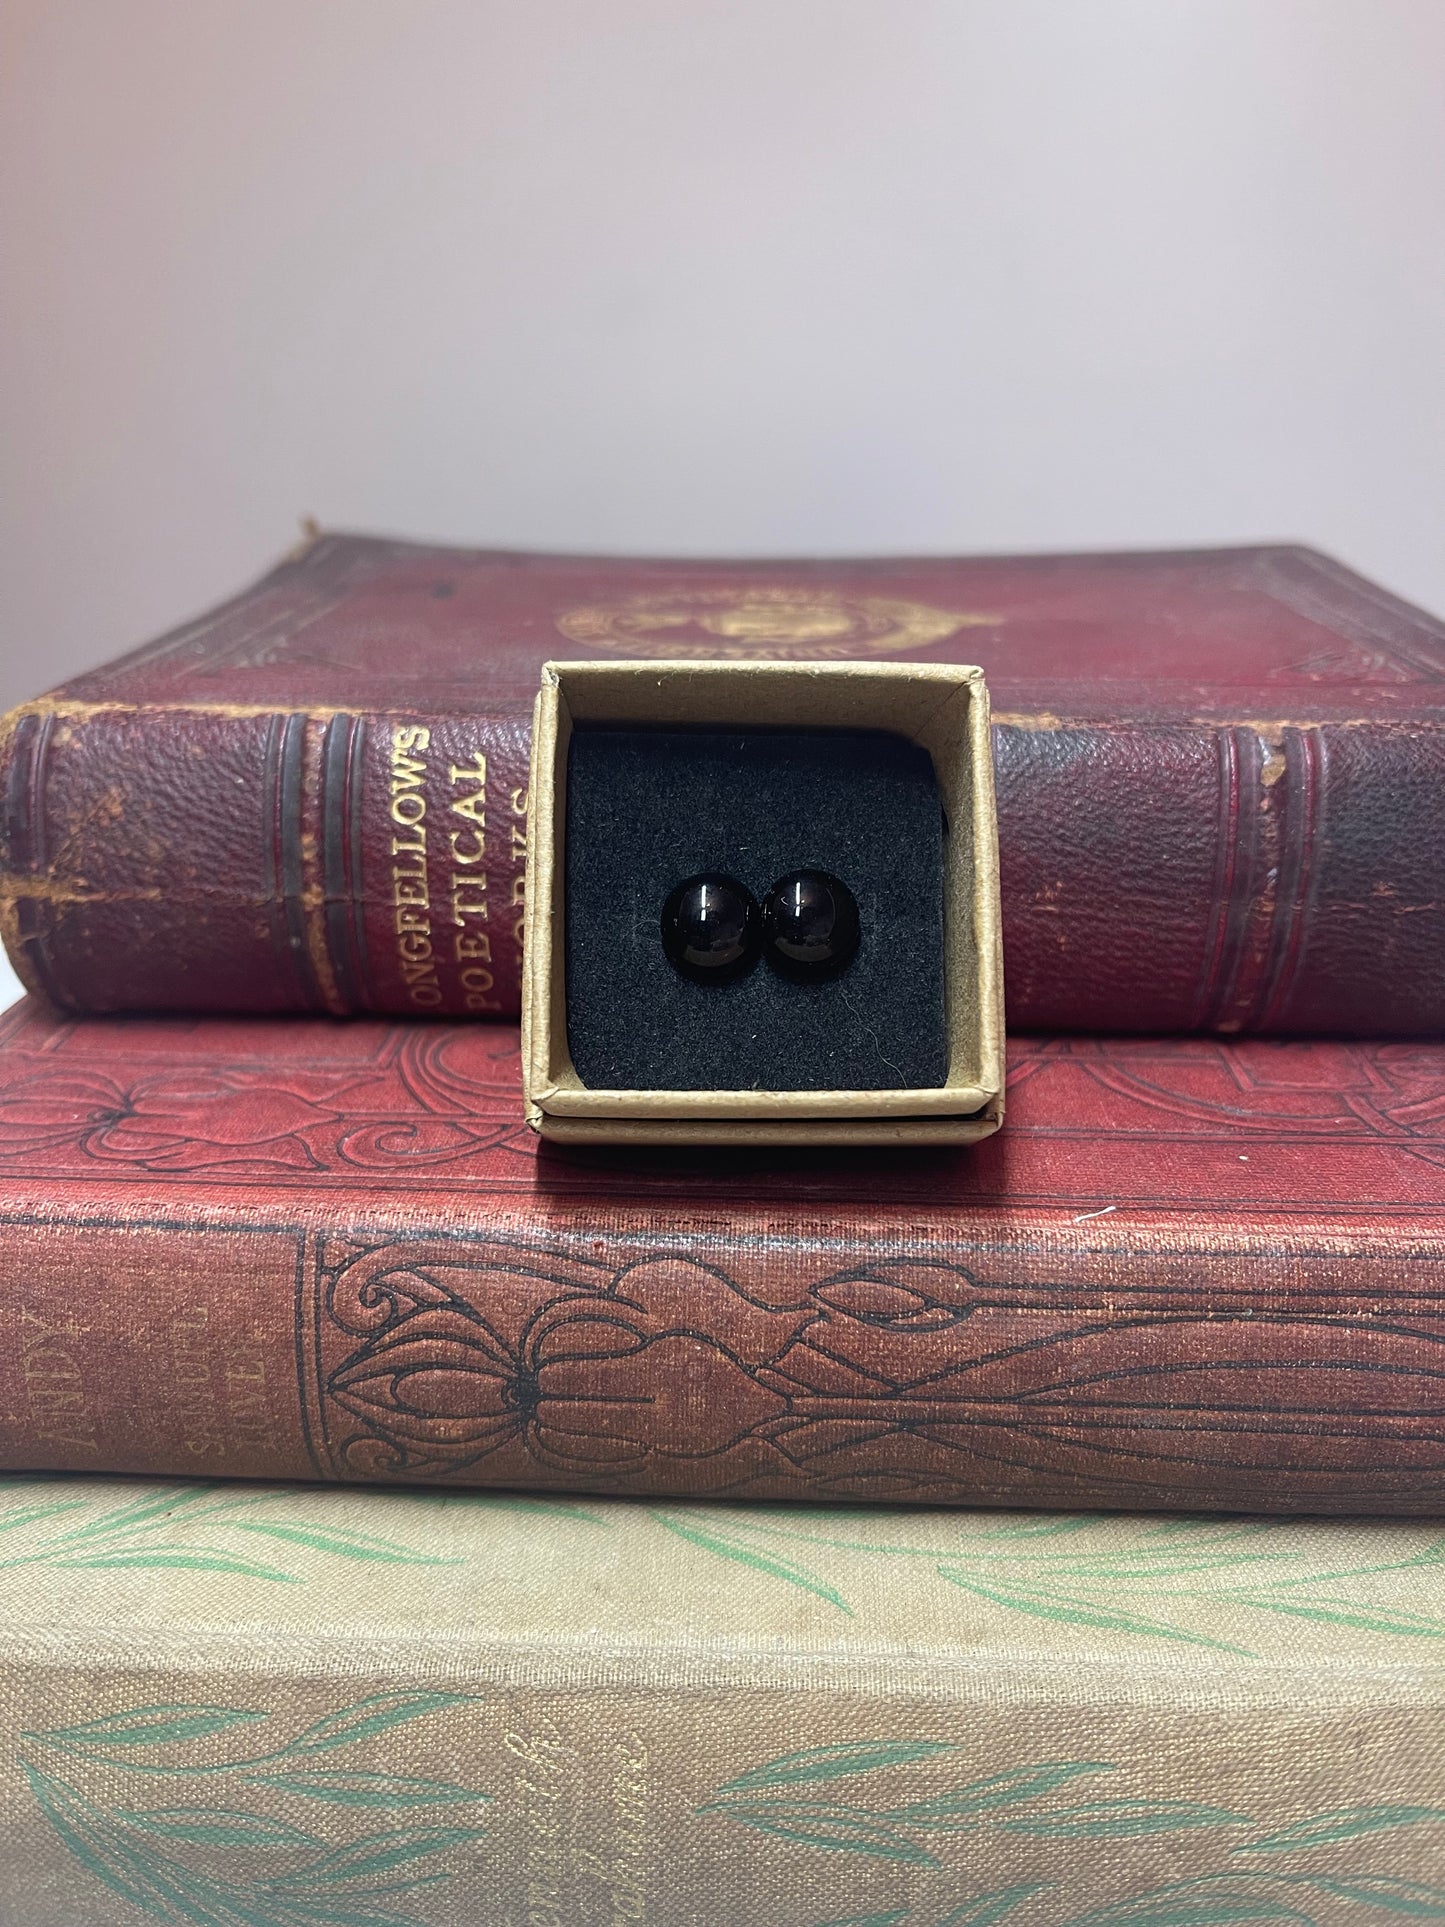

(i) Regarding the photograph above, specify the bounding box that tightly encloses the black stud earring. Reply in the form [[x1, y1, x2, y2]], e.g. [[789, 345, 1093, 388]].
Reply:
[[661, 873, 761, 983], [762, 870, 860, 980]]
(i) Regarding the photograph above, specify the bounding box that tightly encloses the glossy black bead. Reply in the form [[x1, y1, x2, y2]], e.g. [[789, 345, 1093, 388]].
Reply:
[[762, 870, 860, 980], [660, 873, 760, 983]]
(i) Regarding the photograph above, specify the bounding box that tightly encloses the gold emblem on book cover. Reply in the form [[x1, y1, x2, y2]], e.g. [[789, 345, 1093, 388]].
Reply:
[[555, 588, 992, 659]]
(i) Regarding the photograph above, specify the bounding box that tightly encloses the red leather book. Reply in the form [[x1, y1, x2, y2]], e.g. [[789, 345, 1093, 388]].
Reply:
[[0, 996, 1439, 1512], [4, 533, 1443, 1034]]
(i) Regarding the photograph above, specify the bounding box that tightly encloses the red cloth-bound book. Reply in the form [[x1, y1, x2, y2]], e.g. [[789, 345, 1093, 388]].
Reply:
[[3, 533, 1444, 1034], [0, 997, 1439, 1513]]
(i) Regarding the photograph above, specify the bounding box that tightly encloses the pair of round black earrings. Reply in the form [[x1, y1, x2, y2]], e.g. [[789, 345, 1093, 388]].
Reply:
[[661, 870, 860, 985]]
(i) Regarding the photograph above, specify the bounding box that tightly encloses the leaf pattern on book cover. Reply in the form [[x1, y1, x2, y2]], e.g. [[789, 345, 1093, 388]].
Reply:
[[1235, 1808, 1445, 1854], [700, 1746, 1445, 1927], [714, 1741, 965, 1793], [16, 1691, 1445, 1923], [1000, 1800, 1255, 1840], [0, 1481, 459, 1584], [5, 1481, 1443, 1666], [17, 1692, 490, 1927], [647, 1507, 1445, 1655]]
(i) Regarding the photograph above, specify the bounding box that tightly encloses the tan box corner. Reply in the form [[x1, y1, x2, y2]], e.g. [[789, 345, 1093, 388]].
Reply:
[[521, 659, 1004, 1147]]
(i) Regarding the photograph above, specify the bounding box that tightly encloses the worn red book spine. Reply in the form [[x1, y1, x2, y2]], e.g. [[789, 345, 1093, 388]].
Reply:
[[4, 535, 1444, 1035], [0, 700, 532, 1023], [0, 999, 1440, 1512]]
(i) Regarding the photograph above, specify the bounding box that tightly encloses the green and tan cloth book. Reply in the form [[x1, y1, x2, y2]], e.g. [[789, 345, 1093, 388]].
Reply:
[[0, 1476, 1442, 1925]]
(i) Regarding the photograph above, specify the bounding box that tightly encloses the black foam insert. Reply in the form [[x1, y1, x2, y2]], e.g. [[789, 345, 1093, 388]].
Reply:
[[565, 726, 947, 1091]]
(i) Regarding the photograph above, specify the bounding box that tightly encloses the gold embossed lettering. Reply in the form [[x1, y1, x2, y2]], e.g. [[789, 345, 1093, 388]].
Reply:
[[224, 1338, 273, 1454], [388, 725, 443, 1006], [18, 1305, 98, 1453], [169, 1304, 224, 1458], [504, 1717, 571, 1927]]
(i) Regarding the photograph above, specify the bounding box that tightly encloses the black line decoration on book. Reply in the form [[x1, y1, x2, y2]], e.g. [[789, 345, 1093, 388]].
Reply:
[[309, 1233, 1445, 1506]]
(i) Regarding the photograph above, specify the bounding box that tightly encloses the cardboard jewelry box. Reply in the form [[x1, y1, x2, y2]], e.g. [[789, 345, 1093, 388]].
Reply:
[[521, 659, 1004, 1147]]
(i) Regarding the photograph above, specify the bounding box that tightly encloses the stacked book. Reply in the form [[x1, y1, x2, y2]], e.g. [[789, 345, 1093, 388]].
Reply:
[[0, 534, 1441, 1923]]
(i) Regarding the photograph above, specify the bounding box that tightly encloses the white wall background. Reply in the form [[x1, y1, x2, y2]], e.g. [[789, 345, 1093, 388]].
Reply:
[[2, 0, 1443, 710]]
